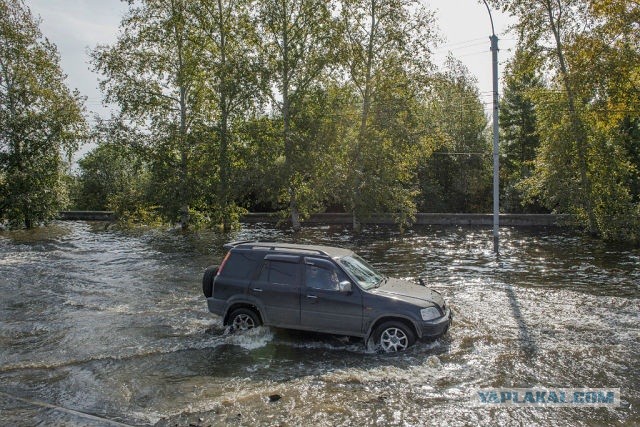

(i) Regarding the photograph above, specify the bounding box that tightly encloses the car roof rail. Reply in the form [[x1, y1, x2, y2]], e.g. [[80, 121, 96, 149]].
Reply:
[[227, 241, 331, 257], [222, 240, 256, 250]]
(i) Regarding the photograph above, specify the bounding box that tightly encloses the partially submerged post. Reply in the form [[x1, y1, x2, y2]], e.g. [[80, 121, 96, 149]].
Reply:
[[483, 0, 500, 255]]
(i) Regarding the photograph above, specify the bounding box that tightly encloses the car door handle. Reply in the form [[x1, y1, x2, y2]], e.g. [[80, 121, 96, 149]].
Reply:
[[251, 288, 263, 292], [306, 295, 318, 299]]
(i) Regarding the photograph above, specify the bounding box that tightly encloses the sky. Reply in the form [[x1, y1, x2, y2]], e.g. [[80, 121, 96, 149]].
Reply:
[[27, 0, 517, 123]]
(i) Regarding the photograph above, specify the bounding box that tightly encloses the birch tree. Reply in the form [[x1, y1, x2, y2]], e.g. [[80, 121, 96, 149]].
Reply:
[[0, 0, 86, 228], [255, 0, 339, 230], [92, 0, 205, 229], [193, 0, 262, 230], [491, 0, 640, 241], [340, 0, 436, 229]]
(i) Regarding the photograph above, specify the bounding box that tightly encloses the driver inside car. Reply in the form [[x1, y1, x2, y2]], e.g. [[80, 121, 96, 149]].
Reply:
[[306, 265, 339, 290]]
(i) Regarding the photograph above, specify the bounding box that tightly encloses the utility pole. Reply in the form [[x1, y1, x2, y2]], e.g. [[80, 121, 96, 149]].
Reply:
[[483, 0, 500, 255]]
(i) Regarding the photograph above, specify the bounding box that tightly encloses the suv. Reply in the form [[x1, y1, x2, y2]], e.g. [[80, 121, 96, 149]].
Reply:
[[202, 241, 451, 352]]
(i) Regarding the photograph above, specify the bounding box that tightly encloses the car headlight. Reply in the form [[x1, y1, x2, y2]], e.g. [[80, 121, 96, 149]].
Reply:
[[420, 306, 441, 321]]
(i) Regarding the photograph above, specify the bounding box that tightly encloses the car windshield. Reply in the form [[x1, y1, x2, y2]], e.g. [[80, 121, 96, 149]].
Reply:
[[337, 255, 385, 290]]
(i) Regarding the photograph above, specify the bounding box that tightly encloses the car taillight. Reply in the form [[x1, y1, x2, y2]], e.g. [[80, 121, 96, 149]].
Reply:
[[217, 251, 231, 276]]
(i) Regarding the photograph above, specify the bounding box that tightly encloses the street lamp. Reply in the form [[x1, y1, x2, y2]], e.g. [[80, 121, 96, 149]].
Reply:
[[482, 0, 500, 255]]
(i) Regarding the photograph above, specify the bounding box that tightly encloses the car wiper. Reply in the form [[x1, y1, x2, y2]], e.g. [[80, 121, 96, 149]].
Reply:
[[375, 276, 388, 288]]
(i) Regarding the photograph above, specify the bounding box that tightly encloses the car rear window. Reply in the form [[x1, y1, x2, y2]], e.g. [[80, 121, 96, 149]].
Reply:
[[219, 250, 263, 279]]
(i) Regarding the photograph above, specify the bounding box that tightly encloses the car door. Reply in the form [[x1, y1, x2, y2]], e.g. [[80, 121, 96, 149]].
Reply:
[[249, 254, 301, 327], [300, 257, 363, 335]]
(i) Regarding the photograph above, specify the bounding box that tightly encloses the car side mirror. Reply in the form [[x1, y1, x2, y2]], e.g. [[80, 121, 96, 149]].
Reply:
[[338, 280, 352, 293]]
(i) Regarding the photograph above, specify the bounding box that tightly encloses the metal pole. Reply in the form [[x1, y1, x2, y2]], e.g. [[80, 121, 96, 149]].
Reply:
[[491, 34, 499, 255], [483, 0, 500, 255]]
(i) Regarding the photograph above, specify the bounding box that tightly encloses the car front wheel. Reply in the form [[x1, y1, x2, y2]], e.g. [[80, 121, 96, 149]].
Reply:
[[228, 308, 262, 332], [373, 321, 416, 352]]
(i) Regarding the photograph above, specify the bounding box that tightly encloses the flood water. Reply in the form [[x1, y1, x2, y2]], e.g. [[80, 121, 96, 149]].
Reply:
[[0, 221, 638, 426]]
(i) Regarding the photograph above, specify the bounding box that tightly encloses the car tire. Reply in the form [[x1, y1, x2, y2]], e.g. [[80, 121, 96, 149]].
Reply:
[[202, 265, 219, 298], [228, 308, 262, 332], [373, 321, 416, 353]]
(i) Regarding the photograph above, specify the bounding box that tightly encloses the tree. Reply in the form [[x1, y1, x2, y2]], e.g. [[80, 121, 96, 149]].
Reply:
[[340, 0, 437, 230], [418, 58, 491, 213], [92, 0, 206, 230], [499, 47, 545, 213], [573, 0, 640, 241], [491, 0, 640, 242], [488, 0, 595, 228], [233, 82, 358, 218], [0, 0, 86, 228], [192, 0, 263, 231], [75, 119, 151, 216], [255, 0, 339, 230]]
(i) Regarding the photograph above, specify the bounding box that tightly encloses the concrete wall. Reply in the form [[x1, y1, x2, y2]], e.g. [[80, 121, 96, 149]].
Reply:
[[59, 211, 116, 221], [241, 213, 567, 227], [57, 211, 567, 226]]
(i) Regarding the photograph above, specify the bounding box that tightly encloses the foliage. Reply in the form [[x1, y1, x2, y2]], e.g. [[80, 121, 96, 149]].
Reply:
[[339, 0, 437, 229], [36, 0, 636, 244], [489, 0, 640, 243], [192, 0, 263, 231], [254, 0, 341, 230], [91, 0, 207, 230], [418, 58, 491, 213], [0, 0, 86, 228], [499, 47, 546, 213], [82, 0, 494, 232], [76, 142, 146, 211]]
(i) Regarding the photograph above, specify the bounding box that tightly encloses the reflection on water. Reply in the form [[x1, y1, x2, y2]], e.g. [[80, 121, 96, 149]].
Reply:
[[0, 221, 638, 425]]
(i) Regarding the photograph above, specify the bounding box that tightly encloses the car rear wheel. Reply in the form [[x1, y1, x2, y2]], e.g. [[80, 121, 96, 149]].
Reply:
[[373, 321, 415, 352], [202, 265, 219, 298], [228, 308, 262, 332]]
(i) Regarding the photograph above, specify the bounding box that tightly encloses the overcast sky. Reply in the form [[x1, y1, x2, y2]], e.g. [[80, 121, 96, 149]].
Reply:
[[27, 0, 516, 121]]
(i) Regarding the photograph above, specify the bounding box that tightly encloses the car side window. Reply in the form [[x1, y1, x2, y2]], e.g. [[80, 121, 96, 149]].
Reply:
[[219, 250, 263, 279], [304, 258, 348, 291], [258, 260, 299, 286]]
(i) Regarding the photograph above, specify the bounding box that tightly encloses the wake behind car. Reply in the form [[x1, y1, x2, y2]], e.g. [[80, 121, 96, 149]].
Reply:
[[202, 241, 451, 352]]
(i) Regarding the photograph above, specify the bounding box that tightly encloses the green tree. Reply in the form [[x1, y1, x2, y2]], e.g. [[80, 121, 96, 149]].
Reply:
[[340, 0, 437, 229], [489, 0, 596, 228], [418, 58, 491, 213], [255, 0, 340, 230], [193, 0, 263, 231], [232, 83, 355, 219], [75, 119, 151, 216], [492, 0, 639, 241], [572, 0, 640, 240], [499, 47, 545, 213], [0, 0, 86, 228], [92, 0, 206, 230]]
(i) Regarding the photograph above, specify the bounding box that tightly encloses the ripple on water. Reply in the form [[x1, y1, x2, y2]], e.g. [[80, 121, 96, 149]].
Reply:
[[0, 221, 637, 426]]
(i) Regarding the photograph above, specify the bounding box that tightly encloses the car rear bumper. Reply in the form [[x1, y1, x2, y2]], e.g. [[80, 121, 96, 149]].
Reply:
[[419, 307, 452, 339], [207, 297, 225, 316]]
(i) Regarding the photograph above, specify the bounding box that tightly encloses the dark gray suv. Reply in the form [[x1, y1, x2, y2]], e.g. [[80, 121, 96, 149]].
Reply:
[[202, 241, 451, 352]]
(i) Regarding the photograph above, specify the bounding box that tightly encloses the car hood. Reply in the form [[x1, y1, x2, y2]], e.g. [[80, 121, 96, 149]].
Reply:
[[371, 278, 445, 308]]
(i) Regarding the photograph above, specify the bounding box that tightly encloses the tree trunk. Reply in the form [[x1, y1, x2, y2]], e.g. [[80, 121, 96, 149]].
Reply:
[[173, 0, 190, 231], [352, 212, 361, 233], [218, 0, 231, 232], [351, 0, 376, 232], [281, 1, 301, 231], [545, 1, 595, 232]]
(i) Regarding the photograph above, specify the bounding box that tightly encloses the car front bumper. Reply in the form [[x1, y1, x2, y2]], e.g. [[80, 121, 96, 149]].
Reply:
[[419, 307, 452, 339]]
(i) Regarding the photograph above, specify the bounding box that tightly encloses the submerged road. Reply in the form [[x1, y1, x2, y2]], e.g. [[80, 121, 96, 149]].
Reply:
[[0, 222, 637, 425]]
